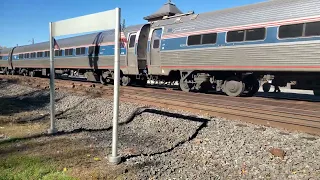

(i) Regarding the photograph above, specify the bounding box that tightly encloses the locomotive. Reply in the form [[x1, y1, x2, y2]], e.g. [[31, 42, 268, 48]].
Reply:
[[1, 0, 320, 96]]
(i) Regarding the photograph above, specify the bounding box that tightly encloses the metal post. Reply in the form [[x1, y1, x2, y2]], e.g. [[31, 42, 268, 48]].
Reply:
[[109, 7, 121, 164], [48, 22, 57, 134]]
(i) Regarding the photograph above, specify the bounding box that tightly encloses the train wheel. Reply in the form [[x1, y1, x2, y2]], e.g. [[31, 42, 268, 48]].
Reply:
[[121, 76, 131, 86], [21, 69, 28, 76], [29, 71, 35, 77], [137, 78, 147, 87], [3, 68, 9, 75], [262, 82, 271, 92], [179, 79, 191, 92], [223, 77, 244, 97], [11, 70, 15, 75], [199, 83, 211, 93], [243, 75, 260, 97], [100, 75, 107, 85]]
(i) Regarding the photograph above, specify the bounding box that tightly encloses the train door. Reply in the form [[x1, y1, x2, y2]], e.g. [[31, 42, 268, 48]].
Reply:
[[126, 33, 138, 74], [137, 24, 150, 71], [149, 28, 163, 74]]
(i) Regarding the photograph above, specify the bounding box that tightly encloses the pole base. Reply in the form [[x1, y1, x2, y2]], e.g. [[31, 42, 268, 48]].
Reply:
[[47, 128, 58, 135], [108, 155, 121, 165]]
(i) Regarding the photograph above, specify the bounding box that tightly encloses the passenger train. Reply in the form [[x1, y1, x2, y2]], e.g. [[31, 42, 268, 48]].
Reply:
[[1, 0, 320, 96]]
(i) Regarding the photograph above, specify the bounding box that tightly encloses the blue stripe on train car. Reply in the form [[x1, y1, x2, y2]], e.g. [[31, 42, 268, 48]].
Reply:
[[11, 45, 127, 60], [100, 45, 126, 55], [0, 56, 9, 60], [161, 26, 320, 51]]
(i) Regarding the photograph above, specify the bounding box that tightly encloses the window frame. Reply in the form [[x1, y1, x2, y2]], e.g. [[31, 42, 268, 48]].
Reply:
[[128, 34, 136, 48], [44, 51, 50, 57], [65, 48, 74, 56], [30, 52, 36, 58], [152, 39, 160, 49], [226, 30, 245, 43], [24, 53, 30, 59], [275, 21, 320, 40], [278, 23, 304, 39], [304, 21, 320, 38], [187, 34, 202, 46], [244, 27, 267, 42], [151, 28, 163, 49], [226, 27, 267, 43], [186, 32, 218, 46], [37, 52, 44, 58], [75, 47, 86, 55], [88, 46, 95, 55], [201, 33, 218, 45], [54, 50, 63, 57]]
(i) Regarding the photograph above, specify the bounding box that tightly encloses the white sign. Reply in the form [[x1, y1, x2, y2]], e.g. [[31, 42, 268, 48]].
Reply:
[[52, 10, 117, 37], [48, 8, 121, 165]]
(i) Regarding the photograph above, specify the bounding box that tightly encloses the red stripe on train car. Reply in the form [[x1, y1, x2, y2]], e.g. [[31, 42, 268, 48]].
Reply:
[[11, 66, 128, 69], [160, 65, 320, 69]]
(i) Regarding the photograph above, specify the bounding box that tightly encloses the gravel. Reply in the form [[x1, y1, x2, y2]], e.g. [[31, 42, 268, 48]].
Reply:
[[1, 81, 319, 180]]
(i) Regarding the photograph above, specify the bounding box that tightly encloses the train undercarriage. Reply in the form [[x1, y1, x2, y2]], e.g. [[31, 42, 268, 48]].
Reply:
[[1, 66, 319, 97]]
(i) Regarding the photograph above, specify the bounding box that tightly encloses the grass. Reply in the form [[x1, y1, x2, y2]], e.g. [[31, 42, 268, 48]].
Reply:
[[0, 92, 128, 180], [0, 155, 75, 180], [0, 121, 47, 138]]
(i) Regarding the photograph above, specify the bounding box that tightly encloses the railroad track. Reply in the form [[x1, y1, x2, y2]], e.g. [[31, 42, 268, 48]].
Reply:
[[1, 75, 320, 136]]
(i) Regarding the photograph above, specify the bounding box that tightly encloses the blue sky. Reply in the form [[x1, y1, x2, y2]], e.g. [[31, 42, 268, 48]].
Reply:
[[0, 0, 265, 47]]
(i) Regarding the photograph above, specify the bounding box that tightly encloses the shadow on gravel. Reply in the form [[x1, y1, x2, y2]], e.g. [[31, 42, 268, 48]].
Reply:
[[0, 90, 50, 116], [0, 88, 67, 125], [15, 98, 87, 124], [122, 109, 209, 161], [0, 79, 19, 89], [254, 92, 320, 102], [0, 107, 147, 145], [1, 107, 210, 161]]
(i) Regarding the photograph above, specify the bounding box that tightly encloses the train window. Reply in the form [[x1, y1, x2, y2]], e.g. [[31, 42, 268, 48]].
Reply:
[[44, 51, 50, 57], [24, 53, 30, 59], [129, 35, 136, 48], [37, 52, 43, 58], [279, 23, 303, 39], [30, 52, 36, 58], [305, 21, 320, 37], [0, 56, 2, 60], [152, 29, 163, 49], [54, 50, 62, 56], [65, 48, 73, 56], [76, 47, 85, 55], [88, 46, 94, 55], [19, 54, 24, 59], [187, 35, 201, 45], [202, 33, 217, 44], [227, 30, 245, 42], [245, 28, 265, 41], [153, 40, 160, 49], [89, 46, 100, 55]]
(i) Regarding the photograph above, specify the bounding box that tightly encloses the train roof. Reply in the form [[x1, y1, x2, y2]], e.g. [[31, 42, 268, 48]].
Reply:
[[13, 24, 144, 54], [156, 0, 320, 31], [0, 47, 11, 55], [7, 0, 320, 53]]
